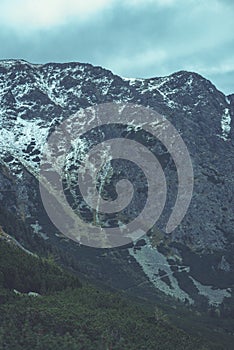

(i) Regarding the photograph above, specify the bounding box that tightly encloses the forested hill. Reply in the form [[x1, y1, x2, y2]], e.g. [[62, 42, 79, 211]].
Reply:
[[0, 237, 218, 350]]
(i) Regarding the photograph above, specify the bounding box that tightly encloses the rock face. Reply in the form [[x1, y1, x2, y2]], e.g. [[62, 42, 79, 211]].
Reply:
[[0, 59, 233, 307]]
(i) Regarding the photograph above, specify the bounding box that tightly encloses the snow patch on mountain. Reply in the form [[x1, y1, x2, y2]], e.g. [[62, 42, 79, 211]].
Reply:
[[122, 77, 144, 86], [189, 277, 231, 306], [129, 238, 194, 304], [219, 108, 231, 141]]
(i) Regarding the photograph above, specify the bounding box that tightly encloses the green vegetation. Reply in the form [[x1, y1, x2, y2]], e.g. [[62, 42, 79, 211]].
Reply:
[[0, 239, 216, 350], [0, 238, 81, 294]]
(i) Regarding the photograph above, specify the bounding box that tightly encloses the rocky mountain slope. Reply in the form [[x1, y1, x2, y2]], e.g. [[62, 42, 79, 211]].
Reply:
[[0, 59, 233, 308]]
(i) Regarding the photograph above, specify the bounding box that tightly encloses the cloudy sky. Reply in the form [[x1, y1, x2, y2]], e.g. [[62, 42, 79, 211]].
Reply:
[[0, 0, 234, 94]]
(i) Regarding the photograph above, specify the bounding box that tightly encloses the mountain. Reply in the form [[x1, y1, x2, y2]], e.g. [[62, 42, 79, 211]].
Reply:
[[0, 59, 233, 309]]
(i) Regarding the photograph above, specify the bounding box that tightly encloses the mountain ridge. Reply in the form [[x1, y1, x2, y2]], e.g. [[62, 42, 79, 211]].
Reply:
[[1, 58, 232, 95]]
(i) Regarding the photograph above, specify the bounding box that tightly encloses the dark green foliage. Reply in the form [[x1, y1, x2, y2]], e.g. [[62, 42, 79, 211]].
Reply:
[[0, 204, 49, 256], [0, 287, 212, 350], [0, 239, 214, 350], [0, 240, 81, 294]]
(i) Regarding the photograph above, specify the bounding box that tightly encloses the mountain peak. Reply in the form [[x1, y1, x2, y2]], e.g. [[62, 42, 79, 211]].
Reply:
[[0, 59, 233, 310]]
